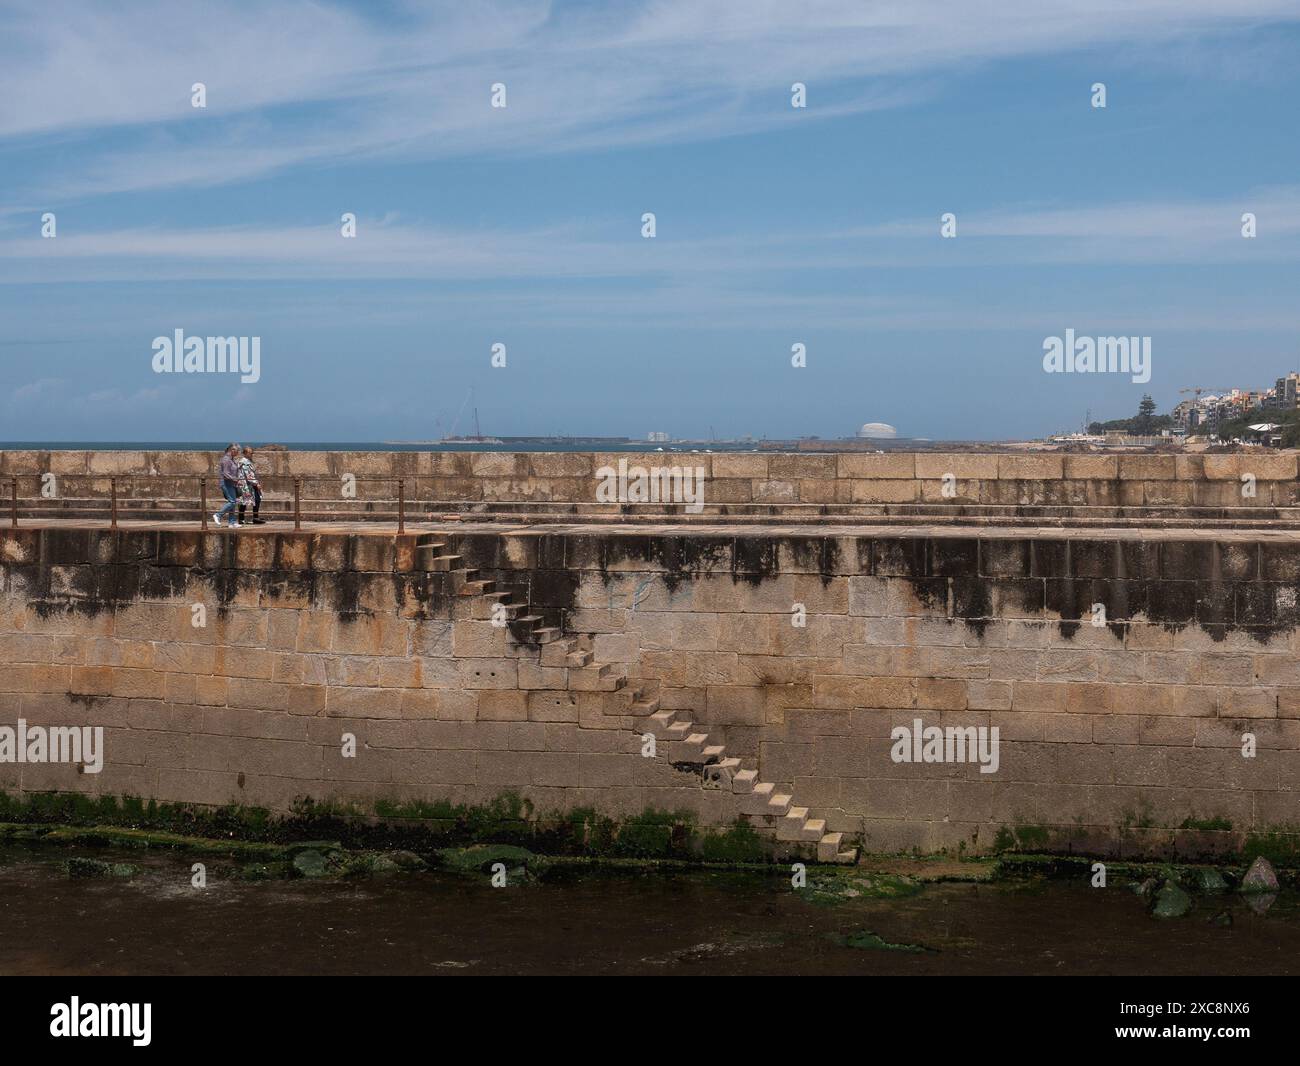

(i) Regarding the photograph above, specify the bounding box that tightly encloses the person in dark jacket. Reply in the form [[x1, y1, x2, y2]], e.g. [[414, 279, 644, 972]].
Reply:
[[212, 443, 242, 528]]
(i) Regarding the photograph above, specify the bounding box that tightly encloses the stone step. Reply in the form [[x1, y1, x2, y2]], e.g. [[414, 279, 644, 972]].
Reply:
[[569, 664, 626, 691], [671, 733, 708, 761], [470, 597, 524, 621], [703, 757, 741, 789], [457, 578, 495, 597], [817, 832, 859, 863], [565, 648, 593, 667], [425, 553, 463, 572], [540, 638, 578, 667], [413, 543, 448, 567], [532, 626, 562, 644], [776, 805, 809, 842], [817, 832, 843, 862], [732, 768, 758, 794], [665, 721, 692, 741], [644, 709, 678, 738], [701, 744, 725, 763], [801, 817, 826, 842], [629, 695, 660, 716], [767, 792, 793, 817], [740, 781, 775, 815]]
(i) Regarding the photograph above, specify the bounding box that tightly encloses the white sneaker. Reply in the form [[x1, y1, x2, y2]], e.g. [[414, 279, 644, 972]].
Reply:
[[229, 522, 241, 528], [212, 513, 223, 525]]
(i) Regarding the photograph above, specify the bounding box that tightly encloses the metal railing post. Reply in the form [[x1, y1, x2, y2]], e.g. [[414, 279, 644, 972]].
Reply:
[[398, 478, 405, 533], [9, 476, 16, 528], [294, 478, 302, 531], [200, 478, 208, 530], [110, 477, 118, 529]]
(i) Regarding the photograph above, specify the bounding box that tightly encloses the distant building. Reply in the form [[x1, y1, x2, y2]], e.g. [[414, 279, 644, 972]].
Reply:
[[1172, 399, 1199, 427], [1264, 373, 1300, 411], [1168, 370, 1295, 434], [856, 422, 897, 439], [1245, 422, 1283, 446], [647, 431, 669, 442]]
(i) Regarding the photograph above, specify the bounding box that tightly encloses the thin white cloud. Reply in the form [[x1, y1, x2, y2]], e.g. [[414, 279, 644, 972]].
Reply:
[[3, 0, 1299, 203], [2, 376, 176, 420], [2, 185, 1299, 286]]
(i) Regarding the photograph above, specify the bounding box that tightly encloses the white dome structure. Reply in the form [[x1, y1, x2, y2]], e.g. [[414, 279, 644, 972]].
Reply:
[[856, 422, 897, 439]]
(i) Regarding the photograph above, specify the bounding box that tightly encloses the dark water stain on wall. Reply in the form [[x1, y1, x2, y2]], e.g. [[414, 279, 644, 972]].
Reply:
[[8, 529, 1300, 651], [731, 538, 778, 587]]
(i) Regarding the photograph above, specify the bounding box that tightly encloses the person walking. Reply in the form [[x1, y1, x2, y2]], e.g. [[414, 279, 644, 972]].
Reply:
[[212, 443, 242, 529], [237, 446, 264, 524]]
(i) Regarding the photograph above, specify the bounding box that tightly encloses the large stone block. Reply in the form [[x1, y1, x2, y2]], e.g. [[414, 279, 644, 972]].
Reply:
[[1117, 455, 1176, 480], [710, 454, 767, 479], [87, 451, 148, 476], [997, 454, 1064, 480], [914, 453, 999, 480], [1063, 455, 1117, 480], [850, 480, 918, 503], [836, 453, 916, 479]]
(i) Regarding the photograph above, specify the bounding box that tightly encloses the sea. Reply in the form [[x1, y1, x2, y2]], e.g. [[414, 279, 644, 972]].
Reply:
[[0, 439, 937, 453]]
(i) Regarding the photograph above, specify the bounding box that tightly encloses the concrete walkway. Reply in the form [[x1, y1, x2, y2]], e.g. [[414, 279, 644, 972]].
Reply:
[[11, 515, 1300, 542]]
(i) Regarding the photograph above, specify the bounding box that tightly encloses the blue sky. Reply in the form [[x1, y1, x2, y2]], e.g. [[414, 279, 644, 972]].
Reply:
[[2, 0, 1299, 442]]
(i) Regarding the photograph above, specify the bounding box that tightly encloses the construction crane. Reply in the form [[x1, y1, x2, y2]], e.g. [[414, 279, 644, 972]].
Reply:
[[447, 386, 474, 438], [1179, 386, 1235, 400]]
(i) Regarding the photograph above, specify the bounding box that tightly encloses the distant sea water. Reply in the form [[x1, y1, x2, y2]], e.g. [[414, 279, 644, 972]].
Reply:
[[1, 440, 759, 453], [0, 439, 940, 453]]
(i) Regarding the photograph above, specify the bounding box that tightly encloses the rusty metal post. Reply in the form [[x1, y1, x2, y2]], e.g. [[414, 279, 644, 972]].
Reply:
[[110, 477, 118, 529], [398, 478, 405, 534], [200, 478, 208, 530], [9, 476, 16, 528], [294, 478, 302, 531]]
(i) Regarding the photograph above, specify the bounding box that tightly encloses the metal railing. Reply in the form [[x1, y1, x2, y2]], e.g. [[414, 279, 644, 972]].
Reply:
[[6, 474, 411, 533], [8, 473, 1300, 534]]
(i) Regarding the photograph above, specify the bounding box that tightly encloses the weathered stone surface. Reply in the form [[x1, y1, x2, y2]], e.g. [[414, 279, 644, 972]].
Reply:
[[5, 448, 1300, 860], [1151, 881, 1192, 919], [291, 850, 331, 878], [1240, 855, 1279, 893]]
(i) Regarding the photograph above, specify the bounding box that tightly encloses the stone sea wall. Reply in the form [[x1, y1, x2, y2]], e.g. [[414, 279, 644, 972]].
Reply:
[[1, 448, 1298, 508], [2, 522, 1298, 857]]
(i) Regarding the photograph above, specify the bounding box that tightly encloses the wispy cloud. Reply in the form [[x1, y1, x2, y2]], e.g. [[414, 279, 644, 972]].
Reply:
[[2, 376, 176, 421], [4, 0, 1300, 205], [4, 184, 1299, 286]]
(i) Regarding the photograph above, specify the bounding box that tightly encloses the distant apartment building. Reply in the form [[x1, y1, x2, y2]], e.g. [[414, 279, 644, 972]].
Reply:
[[1171, 370, 1294, 434], [1172, 399, 1201, 428], [1264, 373, 1300, 411], [1176, 389, 1255, 431], [1220, 389, 1255, 417]]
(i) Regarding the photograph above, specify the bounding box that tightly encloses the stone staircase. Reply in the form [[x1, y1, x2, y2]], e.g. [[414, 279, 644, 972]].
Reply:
[[414, 532, 857, 864], [414, 535, 562, 646], [638, 701, 857, 864]]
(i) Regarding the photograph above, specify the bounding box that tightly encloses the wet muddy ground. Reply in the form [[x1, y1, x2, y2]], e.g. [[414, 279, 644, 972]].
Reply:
[[1, 846, 1296, 976]]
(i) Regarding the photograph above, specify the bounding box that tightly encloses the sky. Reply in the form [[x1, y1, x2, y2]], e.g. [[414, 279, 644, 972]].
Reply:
[[1, 0, 1299, 443]]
